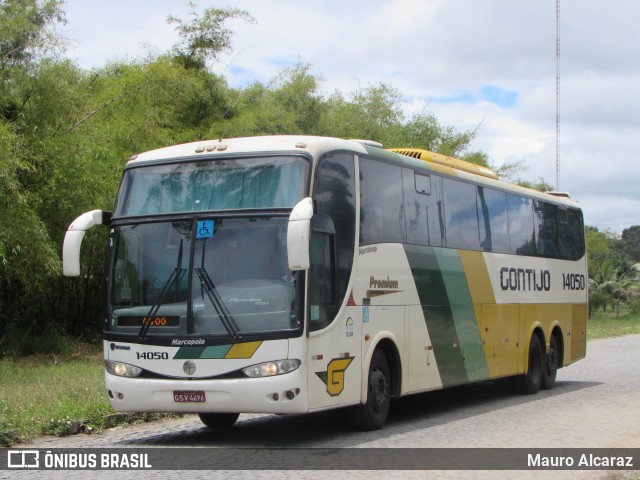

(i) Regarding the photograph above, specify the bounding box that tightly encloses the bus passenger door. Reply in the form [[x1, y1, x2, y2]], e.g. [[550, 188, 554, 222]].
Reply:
[[306, 228, 362, 410]]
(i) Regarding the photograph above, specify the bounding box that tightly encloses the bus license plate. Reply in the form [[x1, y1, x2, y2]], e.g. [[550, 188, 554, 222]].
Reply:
[[173, 391, 206, 403]]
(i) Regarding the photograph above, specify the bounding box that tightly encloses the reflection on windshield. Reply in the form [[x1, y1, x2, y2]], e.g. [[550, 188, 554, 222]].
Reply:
[[115, 156, 309, 217], [192, 218, 298, 335], [107, 217, 301, 338]]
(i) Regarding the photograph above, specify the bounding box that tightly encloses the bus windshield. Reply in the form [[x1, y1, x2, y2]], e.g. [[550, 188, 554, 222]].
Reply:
[[107, 217, 302, 338], [114, 156, 310, 217]]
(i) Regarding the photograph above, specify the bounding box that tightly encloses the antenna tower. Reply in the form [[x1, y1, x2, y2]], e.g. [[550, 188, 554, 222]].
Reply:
[[555, 0, 561, 190]]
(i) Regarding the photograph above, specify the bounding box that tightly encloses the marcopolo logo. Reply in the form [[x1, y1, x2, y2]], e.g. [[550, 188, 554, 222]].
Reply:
[[171, 339, 205, 346]]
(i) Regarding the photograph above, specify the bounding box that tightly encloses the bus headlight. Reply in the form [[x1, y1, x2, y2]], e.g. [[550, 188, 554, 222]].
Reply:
[[106, 361, 143, 377], [242, 359, 301, 378]]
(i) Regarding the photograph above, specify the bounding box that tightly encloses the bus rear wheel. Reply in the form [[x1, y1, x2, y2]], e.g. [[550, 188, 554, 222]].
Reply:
[[198, 412, 240, 429], [352, 349, 391, 431], [541, 334, 559, 390], [511, 334, 543, 395]]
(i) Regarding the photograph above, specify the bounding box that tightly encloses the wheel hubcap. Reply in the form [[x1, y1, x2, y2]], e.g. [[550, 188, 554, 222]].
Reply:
[[371, 369, 389, 410]]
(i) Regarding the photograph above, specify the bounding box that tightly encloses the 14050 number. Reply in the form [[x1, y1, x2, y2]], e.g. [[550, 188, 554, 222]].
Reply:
[[136, 351, 169, 360], [562, 273, 586, 291]]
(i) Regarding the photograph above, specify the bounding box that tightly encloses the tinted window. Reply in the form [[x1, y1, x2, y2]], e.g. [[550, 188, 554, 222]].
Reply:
[[477, 187, 509, 253], [507, 194, 535, 255], [558, 207, 585, 260], [361, 160, 585, 261], [116, 156, 309, 217], [360, 159, 405, 245], [442, 178, 480, 250], [404, 170, 429, 245], [534, 201, 559, 258], [311, 153, 356, 330], [308, 232, 335, 329]]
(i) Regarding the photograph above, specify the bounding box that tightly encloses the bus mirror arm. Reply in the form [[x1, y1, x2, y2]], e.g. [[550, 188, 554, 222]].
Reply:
[[62, 209, 110, 277], [287, 197, 313, 271]]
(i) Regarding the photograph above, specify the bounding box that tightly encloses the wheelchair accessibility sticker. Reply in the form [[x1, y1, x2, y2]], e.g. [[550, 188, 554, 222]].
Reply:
[[196, 220, 214, 239]]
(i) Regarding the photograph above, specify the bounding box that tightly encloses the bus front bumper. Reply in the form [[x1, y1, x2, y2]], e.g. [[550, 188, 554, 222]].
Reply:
[[105, 364, 309, 414]]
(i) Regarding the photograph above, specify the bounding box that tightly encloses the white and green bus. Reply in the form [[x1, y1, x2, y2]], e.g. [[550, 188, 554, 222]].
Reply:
[[63, 135, 587, 430]]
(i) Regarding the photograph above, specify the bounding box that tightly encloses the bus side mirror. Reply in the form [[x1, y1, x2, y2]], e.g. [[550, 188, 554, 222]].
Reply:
[[62, 209, 111, 276], [287, 197, 313, 271]]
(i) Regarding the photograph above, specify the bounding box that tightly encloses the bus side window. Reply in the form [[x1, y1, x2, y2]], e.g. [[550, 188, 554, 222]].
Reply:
[[559, 208, 585, 260], [359, 158, 406, 245], [477, 187, 509, 253], [534, 201, 559, 258], [441, 178, 480, 251], [403, 169, 429, 246], [507, 194, 535, 255]]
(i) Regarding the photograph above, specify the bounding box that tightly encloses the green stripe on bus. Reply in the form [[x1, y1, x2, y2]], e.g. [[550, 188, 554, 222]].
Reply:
[[172, 343, 257, 359], [404, 245, 468, 386], [173, 346, 206, 359], [433, 248, 489, 382], [200, 345, 233, 359]]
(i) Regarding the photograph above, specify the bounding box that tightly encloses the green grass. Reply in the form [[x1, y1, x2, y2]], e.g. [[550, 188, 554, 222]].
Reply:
[[0, 345, 112, 444], [1, 312, 639, 446], [0, 344, 179, 446], [588, 310, 640, 340]]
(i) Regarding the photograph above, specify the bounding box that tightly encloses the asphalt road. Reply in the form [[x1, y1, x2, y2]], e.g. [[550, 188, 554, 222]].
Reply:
[[6, 334, 640, 480]]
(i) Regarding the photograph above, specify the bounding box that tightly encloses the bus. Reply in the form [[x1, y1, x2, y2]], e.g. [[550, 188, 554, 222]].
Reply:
[[62, 135, 587, 430]]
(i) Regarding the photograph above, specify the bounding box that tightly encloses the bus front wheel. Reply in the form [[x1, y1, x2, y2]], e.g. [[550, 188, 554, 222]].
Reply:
[[198, 412, 240, 429], [352, 349, 391, 431], [511, 334, 543, 395]]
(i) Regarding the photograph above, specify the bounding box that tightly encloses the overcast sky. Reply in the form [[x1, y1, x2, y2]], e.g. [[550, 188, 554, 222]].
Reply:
[[61, 0, 639, 233]]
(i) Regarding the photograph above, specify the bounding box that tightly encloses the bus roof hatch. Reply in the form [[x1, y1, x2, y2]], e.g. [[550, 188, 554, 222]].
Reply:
[[388, 148, 499, 180]]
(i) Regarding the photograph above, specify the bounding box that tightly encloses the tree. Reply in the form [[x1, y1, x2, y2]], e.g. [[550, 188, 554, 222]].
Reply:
[[317, 82, 485, 159], [318, 83, 404, 142], [1, 0, 66, 119], [588, 258, 640, 317], [0, 1, 68, 353], [515, 177, 554, 192], [621, 225, 640, 262], [585, 226, 640, 317], [215, 62, 325, 137], [167, 2, 254, 70]]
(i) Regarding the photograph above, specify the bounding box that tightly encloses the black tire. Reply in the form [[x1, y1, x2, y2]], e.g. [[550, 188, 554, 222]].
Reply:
[[198, 412, 240, 429], [541, 334, 559, 390], [511, 334, 543, 395], [352, 349, 391, 431]]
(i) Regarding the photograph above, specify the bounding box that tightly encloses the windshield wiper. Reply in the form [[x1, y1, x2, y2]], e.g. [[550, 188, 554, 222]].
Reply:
[[138, 239, 185, 340], [194, 266, 240, 340]]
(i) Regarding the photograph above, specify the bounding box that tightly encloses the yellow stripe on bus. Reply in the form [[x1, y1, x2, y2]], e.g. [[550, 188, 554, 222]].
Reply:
[[458, 250, 495, 304], [225, 341, 263, 359]]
